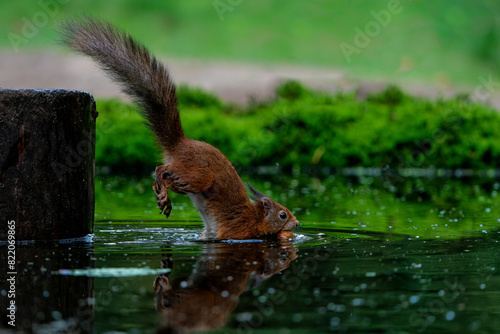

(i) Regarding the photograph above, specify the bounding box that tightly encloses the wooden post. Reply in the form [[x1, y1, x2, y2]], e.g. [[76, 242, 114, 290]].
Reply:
[[0, 89, 97, 240]]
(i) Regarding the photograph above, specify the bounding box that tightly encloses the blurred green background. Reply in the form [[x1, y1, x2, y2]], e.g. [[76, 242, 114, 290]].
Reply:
[[1, 0, 500, 86], [2, 0, 500, 173]]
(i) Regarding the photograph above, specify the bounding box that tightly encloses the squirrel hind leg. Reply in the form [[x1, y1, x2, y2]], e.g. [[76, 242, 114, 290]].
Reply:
[[153, 166, 173, 218], [157, 164, 213, 195]]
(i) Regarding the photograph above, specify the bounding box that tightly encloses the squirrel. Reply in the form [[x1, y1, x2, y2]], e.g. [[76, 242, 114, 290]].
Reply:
[[154, 243, 298, 332], [58, 17, 299, 240]]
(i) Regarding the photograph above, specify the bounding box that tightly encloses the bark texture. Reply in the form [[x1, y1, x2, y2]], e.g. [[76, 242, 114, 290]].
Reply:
[[0, 89, 97, 240]]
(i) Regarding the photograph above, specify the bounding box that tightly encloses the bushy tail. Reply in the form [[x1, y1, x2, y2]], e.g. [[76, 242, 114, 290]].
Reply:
[[58, 16, 184, 149]]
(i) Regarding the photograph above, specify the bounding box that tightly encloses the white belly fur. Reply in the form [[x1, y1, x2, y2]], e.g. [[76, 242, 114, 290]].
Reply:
[[188, 193, 216, 238]]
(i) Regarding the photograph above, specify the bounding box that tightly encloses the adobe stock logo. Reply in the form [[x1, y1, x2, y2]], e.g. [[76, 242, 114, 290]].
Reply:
[[339, 0, 405, 63], [8, 0, 70, 52], [213, 0, 243, 21]]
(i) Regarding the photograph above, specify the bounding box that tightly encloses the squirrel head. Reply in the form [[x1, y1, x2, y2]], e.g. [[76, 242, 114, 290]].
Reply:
[[248, 185, 299, 235]]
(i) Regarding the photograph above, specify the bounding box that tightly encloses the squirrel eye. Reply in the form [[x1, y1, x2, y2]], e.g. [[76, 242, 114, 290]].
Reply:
[[279, 211, 287, 220]]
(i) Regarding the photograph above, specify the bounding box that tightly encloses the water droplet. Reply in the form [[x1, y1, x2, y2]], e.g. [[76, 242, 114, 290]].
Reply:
[[469, 321, 481, 331], [51, 311, 62, 320], [409, 296, 420, 304], [236, 312, 252, 322], [352, 298, 365, 306], [330, 317, 340, 327], [445, 311, 455, 321]]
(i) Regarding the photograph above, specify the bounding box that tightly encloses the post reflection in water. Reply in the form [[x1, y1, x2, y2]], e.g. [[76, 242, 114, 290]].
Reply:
[[153, 241, 298, 333], [0, 241, 94, 332]]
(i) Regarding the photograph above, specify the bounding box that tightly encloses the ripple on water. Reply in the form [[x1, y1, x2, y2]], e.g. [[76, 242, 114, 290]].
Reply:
[[54, 267, 171, 277]]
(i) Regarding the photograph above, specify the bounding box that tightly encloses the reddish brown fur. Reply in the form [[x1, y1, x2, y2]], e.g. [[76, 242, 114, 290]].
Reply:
[[59, 17, 299, 239], [154, 243, 298, 332], [153, 139, 298, 239]]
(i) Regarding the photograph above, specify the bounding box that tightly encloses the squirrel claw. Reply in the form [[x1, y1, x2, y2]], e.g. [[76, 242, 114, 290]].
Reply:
[[153, 166, 173, 219], [156, 194, 172, 219]]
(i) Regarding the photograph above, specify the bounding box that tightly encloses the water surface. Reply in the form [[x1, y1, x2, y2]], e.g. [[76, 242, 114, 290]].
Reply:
[[2, 173, 500, 333]]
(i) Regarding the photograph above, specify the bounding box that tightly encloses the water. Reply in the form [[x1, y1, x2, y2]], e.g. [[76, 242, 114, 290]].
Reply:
[[2, 173, 500, 333]]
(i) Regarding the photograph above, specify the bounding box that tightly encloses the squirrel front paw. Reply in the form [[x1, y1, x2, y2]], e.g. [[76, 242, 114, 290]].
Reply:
[[276, 230, 295, 240]]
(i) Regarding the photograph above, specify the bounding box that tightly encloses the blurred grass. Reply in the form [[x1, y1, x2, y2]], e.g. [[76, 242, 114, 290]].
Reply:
[[1, 0, 500, 85]]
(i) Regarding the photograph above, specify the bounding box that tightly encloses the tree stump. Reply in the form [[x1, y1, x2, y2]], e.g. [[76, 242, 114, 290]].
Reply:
[[0, 89, 97, 240]]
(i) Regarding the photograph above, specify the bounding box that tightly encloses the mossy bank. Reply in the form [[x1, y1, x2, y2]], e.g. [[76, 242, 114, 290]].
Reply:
[[95, 82, 500, 175]]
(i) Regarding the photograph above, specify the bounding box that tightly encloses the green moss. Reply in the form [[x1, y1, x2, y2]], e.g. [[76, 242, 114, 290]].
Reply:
[[95, 100, 160, 174], [94, 82, 500, 174], [176, 86, 222, 109]]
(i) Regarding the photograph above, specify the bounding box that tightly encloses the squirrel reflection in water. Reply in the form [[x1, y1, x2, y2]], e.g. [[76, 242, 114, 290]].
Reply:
[[154, 242, 298, 333]]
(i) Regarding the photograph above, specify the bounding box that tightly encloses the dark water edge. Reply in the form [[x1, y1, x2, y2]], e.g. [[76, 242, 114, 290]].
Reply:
[[2, 172, 500, 333]]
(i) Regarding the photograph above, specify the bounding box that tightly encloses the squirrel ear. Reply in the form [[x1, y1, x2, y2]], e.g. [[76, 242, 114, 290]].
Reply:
[[261, 197, 273, 217], [247, 184, 265, 202]]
